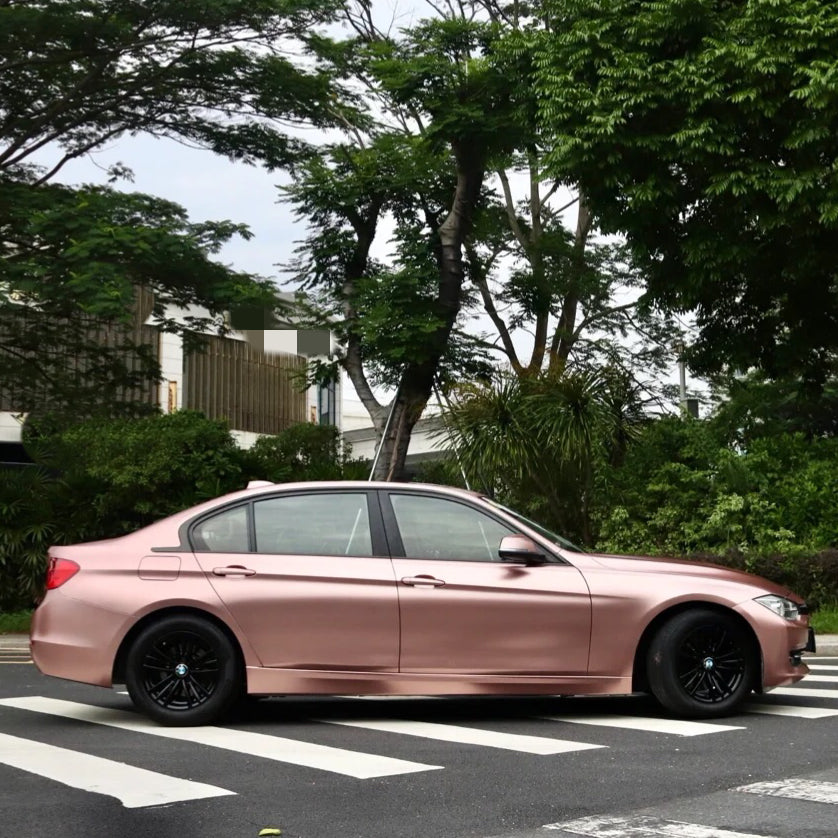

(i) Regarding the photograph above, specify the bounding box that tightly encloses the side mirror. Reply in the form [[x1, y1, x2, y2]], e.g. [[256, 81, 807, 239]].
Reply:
[[498, 535, 547, 566]]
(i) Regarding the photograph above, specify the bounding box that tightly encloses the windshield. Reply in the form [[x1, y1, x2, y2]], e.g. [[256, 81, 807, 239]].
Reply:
[[484, 498, 585, 553]]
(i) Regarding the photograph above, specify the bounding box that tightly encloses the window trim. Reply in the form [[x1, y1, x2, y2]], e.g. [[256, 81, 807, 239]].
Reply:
[[380, 488, 561, 564], [185, 489, 390, 558]]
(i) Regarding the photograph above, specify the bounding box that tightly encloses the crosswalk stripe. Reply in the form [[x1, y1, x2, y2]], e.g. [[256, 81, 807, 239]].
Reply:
[[801, 674, 838, 684], [319, 718, 605, 755], [808, 664, 838, 671], [736, 778, 838, 805], [769, 686, 838, 700], [0, 731, 234, 808], [0, 697, 441, 779], [747, 702, 838, 718], [538, 715, 743, 737], [543, 815, 769, 837]]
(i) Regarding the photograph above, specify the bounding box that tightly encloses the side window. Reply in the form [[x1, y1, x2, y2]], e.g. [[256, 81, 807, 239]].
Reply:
[[390, 494, 513, 562], [192, 505, 250, 552], [253, 493, 373, 557]]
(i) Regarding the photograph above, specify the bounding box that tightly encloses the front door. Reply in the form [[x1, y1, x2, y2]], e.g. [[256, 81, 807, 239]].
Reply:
[[385, 492, 591, 675]]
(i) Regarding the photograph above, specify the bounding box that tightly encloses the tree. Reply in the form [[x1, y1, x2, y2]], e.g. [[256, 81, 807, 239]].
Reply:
[[464, 0, 678, 388], [532, 0, 838, 391], [709, 368, 838, 445], [1, 178, 278, 417], [440, 367, 644, 544], [1, 0, 341, 181], [287, 8, 523, 479], [1, 0, 341, 416]]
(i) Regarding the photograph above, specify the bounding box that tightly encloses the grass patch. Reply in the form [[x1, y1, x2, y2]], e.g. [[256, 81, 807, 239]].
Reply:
[[812, 604, 838, 634], [0, 610, 32, 634]]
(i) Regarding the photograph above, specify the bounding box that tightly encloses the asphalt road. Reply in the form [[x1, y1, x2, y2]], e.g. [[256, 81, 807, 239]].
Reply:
[[1, 639, 837, 838]]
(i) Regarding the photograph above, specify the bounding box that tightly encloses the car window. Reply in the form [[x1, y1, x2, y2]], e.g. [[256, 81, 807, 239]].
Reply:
[[390, 494, 513, 562], [253, 493, 373, 557], [192, 505, 250, 552]]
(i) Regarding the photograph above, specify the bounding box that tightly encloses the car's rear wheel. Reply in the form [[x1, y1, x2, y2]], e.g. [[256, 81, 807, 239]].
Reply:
[[125, 615, 241, 726], [646, 608, 756, 718]]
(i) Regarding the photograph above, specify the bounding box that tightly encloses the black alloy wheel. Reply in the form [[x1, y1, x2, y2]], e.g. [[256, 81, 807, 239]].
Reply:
[[646, 608, 756, 718], [125, 615, 241, 726]]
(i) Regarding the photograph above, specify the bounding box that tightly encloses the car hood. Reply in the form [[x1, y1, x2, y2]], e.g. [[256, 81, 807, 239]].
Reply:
[[581, 552, 803, 602]]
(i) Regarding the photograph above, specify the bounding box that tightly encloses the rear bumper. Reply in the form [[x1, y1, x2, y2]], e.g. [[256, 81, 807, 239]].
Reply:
[[30, 591, 130, 687]]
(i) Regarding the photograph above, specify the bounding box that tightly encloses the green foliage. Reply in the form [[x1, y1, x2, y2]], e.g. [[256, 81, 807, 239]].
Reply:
[[0, 466, 79, 611], [0, 610, 31, 635], [533, 0, 838, 388], [247, 423, 368, 482], [441, 368, 645, 544], [1, 178, 278, 417], [0, 0, 341, 178], [812, 605, 838, 635], [1, 414, 364, 608], [596, 417, 838, 559], [710, 370, 838, 443], [1, 0, 342, 418], [36, 411, 249, 537]]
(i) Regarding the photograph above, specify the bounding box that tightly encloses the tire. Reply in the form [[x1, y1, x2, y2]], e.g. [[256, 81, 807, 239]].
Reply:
[[646, 608, 757, 718], [125, 615, 242, 726]]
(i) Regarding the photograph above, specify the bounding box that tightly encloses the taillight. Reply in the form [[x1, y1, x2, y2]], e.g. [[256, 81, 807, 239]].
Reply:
[[46, 557, 80, 589]]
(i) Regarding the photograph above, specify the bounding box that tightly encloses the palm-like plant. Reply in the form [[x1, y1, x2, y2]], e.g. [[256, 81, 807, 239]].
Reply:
[[440, 367, 643, 545]]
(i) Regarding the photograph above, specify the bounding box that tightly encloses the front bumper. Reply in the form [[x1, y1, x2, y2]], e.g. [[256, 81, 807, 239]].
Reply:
[[735, 599, 811, 689]]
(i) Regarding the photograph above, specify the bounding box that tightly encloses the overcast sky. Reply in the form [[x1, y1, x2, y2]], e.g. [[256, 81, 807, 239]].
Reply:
[[51, 133, 302, 283]]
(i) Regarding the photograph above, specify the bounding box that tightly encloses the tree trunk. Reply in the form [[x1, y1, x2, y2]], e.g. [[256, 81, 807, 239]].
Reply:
[[367, 141, 486, 481]]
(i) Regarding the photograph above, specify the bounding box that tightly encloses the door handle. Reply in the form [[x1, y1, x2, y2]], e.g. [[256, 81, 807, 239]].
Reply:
[[401, 575, 445, 588], [212, 565, 256, 577]]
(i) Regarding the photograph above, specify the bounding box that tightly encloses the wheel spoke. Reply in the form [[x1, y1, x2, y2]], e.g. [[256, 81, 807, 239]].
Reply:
[[674, 622, 746, 704], [140, 629, 220, 711]]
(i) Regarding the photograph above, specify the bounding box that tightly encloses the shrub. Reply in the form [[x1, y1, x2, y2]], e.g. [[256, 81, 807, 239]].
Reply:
[[247, 423, 367, 483]]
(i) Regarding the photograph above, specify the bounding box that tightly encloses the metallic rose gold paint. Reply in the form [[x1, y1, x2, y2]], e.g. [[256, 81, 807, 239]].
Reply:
[[30, 481, 810, 706]]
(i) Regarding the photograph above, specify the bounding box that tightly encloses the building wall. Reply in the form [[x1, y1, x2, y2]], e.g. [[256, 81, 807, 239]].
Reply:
[[182, 333, 308, 436]]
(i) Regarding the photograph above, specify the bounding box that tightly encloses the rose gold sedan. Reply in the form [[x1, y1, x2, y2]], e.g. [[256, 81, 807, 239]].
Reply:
[[30, 481, 815, 725]]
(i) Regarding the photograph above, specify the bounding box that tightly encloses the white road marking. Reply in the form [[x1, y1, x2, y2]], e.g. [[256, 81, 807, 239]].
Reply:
[[0, 697, 441, 779], [801, 674, 838, 684], [544, 815, 769, 837], [319, 718, 604, 755], [769, 686, 838, 700], [0, 731, 233, 808], [736, 778, 838, 805], [808, 665, 838, 671], [747, 703, 838, 718], [539, 715, 743, 737]]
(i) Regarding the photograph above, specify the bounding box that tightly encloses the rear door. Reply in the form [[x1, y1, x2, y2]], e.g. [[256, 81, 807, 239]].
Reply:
[[191, 490, 399, 671]]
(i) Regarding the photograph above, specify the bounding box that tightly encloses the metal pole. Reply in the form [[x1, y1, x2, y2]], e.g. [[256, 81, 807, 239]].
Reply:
[[433, 378, 472, 491], [368, 382, 401, 482]]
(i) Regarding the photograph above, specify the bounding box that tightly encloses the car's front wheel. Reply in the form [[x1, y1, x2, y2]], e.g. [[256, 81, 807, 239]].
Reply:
[[125, 615, 242, 726], [646, 608, 757, 718]]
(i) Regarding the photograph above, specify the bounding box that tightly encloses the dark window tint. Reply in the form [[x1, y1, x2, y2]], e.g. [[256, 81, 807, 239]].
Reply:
[[390, 494, 513, 562], [253, 493, 373, 556], [192, 505, 249, 552]]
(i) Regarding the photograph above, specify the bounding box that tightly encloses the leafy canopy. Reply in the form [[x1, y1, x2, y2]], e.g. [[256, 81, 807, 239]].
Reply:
[[1, 0, 342, 416], [533, 0, 838, 388]]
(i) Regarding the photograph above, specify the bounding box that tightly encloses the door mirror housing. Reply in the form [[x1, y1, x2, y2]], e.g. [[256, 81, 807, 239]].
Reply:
[[498, 535, 548, 566]]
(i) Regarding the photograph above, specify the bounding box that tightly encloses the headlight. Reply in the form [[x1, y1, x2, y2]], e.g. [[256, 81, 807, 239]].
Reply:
[[755, 594, 800, 621]]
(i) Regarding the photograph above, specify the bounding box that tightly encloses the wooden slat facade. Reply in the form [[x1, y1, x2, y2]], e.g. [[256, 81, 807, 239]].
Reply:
[[183, 335, 307, 435], [3, 285, 309, 436], [0, 298, 160, 412]]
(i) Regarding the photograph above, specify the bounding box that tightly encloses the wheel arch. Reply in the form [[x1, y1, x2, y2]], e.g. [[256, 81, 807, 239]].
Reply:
[[112, 606, 246, 687], [631, 601, 763, 693]]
